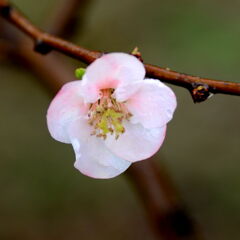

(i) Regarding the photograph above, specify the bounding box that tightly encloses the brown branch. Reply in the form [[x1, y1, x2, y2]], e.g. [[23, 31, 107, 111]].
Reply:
[[0, 0, 101, 61], [0, 39, 13, 59], [127, 160, 204, 240], [145, 64, 240, 102], [0, 0, 240, 103]]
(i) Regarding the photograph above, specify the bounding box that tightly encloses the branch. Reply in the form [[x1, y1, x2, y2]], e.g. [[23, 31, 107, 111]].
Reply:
[[0, 0, 101, 62], [0, 0, 240, 103], [0, 39, 13, 59], [127, 160, 204, 240]]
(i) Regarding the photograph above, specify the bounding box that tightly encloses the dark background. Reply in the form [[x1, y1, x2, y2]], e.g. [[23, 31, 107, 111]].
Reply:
[[0, 0, 239, 239]]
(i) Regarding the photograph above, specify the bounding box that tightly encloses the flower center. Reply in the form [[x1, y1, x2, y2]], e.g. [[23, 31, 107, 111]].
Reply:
[[88, 89, 132, 140]]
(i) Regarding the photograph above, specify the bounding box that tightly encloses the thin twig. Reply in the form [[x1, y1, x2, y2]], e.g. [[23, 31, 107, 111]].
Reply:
[[0, 0, 239, 102]]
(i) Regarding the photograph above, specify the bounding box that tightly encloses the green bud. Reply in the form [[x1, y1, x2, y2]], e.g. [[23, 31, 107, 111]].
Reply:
[[75, 68, 86, 79]]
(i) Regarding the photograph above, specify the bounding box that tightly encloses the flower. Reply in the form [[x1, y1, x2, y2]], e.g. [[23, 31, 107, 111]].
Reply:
[[47, 53, 177, 179]]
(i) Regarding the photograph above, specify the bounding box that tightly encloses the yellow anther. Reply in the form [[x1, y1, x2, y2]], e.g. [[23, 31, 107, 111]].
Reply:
[[113, 121, 124, 133], [97, 116, 109, 135], [105, 109, 123, 119]]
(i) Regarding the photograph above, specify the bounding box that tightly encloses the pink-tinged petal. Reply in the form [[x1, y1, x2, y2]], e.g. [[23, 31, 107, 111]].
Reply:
[[113, 81, 142, 102], [125, 79, 177, 129], [47, 81, 88, 143], [80, 53, 146, 103], [78, 75, 101, 103], [105, 122, 167, 162], [68, 119, 131, 179]]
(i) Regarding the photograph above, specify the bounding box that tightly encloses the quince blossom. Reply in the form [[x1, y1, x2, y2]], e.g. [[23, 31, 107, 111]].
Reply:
[[47, 53, 176, 179]]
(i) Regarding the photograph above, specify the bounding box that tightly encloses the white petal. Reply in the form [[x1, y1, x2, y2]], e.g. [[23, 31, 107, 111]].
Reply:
[[68, 119, 131, 179], [125, 79, 177, 129], [80, 53, 146, 103], [105, 122, 167, 162], [47, 81, 88, 143], [113, 81, 142, 102], [79, 75, 101, 103]]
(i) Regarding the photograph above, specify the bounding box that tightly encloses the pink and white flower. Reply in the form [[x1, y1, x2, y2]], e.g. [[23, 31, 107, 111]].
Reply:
[[47, 53, 177, 179]]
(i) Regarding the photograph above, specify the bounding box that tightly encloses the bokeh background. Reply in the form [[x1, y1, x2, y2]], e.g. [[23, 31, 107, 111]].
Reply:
[[0, 0, 240, 239]]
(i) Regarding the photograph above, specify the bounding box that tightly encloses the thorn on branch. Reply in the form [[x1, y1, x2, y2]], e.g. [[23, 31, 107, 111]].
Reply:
[[34, 39, 52, 54], [131, 47, 143, 62], [190, 83, 213, 103]]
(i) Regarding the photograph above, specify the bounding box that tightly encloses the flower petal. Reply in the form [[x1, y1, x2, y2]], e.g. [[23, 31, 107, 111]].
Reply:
[[124, 79, 177, 128], [68, 119, 131, 179], [105, 122, 166, 162], [80, 53, 146, 103], [113, 81, 142, 102], [47, 81, 88, 143]]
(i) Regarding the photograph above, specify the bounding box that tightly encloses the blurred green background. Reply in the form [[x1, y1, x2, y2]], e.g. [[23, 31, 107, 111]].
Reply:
[[0, 0, 240, 239]]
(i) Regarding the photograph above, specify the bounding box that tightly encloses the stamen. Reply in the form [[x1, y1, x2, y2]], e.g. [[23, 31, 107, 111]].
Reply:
[[87, 88, 131, 140]]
